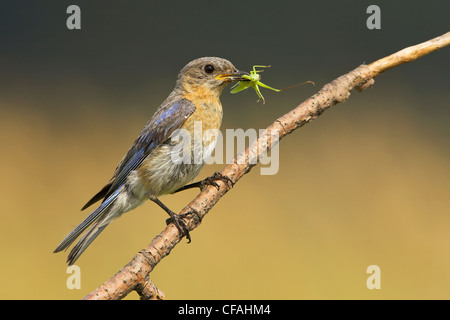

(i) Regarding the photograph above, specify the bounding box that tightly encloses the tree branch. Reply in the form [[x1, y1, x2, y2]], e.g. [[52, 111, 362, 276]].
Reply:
[[83, 31, 450, 300]]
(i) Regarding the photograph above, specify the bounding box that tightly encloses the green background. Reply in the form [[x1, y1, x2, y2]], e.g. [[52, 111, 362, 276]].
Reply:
[[0, 0, 449, 299]]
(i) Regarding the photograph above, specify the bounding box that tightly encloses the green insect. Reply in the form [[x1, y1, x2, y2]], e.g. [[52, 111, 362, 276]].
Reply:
[[230, 65, 280, 104]]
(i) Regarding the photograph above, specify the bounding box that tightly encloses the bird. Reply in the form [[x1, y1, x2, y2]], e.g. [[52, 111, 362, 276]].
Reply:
[[54, 57, 248, 265]]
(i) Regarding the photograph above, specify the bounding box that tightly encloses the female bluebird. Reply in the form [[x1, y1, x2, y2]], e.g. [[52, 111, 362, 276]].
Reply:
[[54, 57, 248, 265]]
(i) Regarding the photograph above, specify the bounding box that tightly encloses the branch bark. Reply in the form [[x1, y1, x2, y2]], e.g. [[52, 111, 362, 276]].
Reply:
[[83, 31, 450, 300]]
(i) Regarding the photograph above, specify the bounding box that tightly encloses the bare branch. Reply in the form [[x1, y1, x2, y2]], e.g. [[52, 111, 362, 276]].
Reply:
[[367, 31, 450, 77], [83, 31, 450, 300]]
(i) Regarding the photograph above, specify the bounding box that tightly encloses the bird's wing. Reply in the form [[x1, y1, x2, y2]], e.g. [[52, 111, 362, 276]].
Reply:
[[81, 98, 196, 210]]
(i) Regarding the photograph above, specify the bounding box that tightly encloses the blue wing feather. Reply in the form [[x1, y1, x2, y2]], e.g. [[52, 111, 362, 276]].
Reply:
[[81, 98, 196, 210]]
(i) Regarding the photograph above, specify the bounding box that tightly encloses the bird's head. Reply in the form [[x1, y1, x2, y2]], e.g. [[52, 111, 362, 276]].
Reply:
[[177, 57, 248, 98]]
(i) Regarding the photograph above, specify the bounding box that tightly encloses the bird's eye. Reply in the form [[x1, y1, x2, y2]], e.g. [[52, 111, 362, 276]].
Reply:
[[204, 64, 215, 73]]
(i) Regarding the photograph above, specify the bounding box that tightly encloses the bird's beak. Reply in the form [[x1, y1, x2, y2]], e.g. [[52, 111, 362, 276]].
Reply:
[[216, 70, 250, 82]]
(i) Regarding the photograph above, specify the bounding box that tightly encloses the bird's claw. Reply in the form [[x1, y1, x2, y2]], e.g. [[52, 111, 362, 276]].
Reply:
[[165, 207, 202, 243], [200, 171, 234, 190], [166, 213, 191, 243]]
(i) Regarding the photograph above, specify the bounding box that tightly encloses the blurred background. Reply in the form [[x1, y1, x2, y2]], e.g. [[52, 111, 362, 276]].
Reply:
[[0, 0, 449, 299]]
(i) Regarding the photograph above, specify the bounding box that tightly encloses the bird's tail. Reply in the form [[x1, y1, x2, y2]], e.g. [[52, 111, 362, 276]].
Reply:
[[64, 217, 109, 265], [54, 185, 126, 265]]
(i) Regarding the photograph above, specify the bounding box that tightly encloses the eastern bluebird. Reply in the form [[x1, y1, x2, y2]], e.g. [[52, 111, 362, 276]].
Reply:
[[54, 57, 248, 265]]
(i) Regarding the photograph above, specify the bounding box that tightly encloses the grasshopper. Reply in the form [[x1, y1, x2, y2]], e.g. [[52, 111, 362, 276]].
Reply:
[[230, 65, 280, 104]]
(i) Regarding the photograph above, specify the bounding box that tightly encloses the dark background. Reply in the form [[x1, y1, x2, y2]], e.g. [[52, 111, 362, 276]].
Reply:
[[0, 1, 449, 299]]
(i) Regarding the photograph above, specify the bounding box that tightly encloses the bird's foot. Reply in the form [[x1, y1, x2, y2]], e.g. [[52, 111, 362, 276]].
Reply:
[[165, 211, 192, 243], [165, 207, 203, 243], [199, 171, 234, 191]]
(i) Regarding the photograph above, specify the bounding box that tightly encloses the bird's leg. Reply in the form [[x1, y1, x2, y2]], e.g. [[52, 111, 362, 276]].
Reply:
[[148, 195, 191, 243], [174, 172, 234, 193]]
